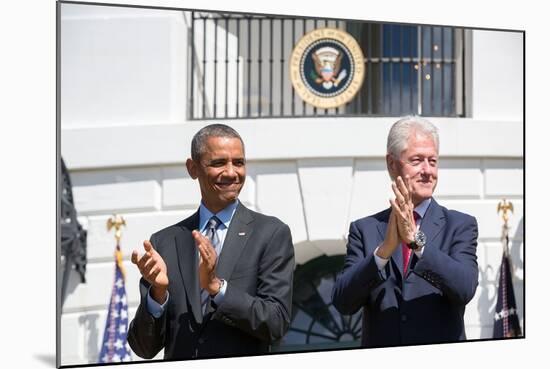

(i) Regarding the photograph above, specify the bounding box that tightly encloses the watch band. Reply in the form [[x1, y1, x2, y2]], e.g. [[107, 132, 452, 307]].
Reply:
[[409, 230, 427, 250], [210, 278, 225, 297]]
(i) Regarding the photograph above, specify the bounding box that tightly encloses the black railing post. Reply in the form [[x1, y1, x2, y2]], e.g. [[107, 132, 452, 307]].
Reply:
[[280, 18, 284, 116], [213, 17, 218, 118], [236, 18, 240, 117], [224, 17, 229, 118], [324, 18, 329, 115], [335, 19, 341, 115], [389, 24, 393, 115], [269, 18, 273, 116], [367, 22, 373, 115], [258, 18, 263, 117], [202, 15, 207, 118], [291, 18, 296, 116], [430, 26, 434, 115], [313, 19, 318, 115], [379, 24, 384, 115], [302, 19, 307, 115], [441, 27, 445, 116], [409, 25, 414, 114], [418, 25, 423, 116], [247, 17, 252, 117], [461, 27, 466, 117], [399, 25, 404, 116], [190, 12, 195, 119], [451, 27, 456, 116]]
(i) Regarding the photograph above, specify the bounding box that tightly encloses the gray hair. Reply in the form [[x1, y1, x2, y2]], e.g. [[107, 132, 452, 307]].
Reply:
[[386, 116, 439, 157], [191, 123, 245, 161]]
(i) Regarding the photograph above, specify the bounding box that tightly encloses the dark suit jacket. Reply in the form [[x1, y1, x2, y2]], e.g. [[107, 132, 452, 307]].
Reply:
[[128, 203, 295, 359], [332, 199, 478, 347]]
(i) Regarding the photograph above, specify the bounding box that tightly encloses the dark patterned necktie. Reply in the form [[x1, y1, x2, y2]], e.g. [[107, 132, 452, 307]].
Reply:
[[201, 216, 221, 315]]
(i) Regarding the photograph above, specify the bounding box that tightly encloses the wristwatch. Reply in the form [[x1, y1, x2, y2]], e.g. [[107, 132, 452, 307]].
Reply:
[[210, 278, 226, 297], [408, 230, 427, 251]]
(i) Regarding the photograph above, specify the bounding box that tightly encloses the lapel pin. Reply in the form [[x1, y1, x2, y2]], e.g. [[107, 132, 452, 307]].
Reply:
[[238, 232, 246, 236]]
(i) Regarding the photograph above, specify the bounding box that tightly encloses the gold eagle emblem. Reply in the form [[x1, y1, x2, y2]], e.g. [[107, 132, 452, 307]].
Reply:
[[311, 46, 347, 89]]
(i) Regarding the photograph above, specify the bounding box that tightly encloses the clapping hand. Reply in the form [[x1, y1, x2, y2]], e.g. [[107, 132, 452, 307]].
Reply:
[[131, 240, 169, 303], [390, 175, 416, 244], [192, 230, 222, 295]]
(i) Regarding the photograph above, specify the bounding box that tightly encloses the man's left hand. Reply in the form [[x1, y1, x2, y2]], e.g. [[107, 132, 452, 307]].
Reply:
[[390, 175, 416, 244], [192, 230, 222, 295]]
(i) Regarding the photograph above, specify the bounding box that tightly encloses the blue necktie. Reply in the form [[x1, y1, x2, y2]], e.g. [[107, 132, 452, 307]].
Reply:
[[201, 216, 221, 315]]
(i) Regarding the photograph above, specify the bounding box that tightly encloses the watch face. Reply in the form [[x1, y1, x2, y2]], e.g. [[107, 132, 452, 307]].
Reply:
[[415, 230, 427, 247]]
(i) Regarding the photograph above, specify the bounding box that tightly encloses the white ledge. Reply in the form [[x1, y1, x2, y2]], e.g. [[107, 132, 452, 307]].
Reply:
[[61, 117, 523, 170]]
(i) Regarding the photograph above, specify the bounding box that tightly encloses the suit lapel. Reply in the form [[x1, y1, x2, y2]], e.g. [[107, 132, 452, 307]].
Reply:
[[419, 199, 446, 252], [216, 203, 254, 280], [174, 211, 203, 324], [403, 199, 446, 277]]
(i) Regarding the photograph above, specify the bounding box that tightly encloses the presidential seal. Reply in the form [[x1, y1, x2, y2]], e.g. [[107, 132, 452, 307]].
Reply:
[[290, 28, 365, 109]]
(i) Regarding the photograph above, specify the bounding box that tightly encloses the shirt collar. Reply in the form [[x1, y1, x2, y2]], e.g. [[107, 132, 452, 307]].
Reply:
[[199, 200, 239, 232], [414, 198, 432, 220]]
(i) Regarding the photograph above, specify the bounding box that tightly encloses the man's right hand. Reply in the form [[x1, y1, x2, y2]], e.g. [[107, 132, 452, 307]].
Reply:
[[376, 208, 401, 259], [132, 240, 169, 304]]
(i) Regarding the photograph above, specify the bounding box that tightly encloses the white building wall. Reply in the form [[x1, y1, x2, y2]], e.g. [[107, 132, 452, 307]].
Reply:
[[470, 30, 523, 120], [59, 3, 524, 366]]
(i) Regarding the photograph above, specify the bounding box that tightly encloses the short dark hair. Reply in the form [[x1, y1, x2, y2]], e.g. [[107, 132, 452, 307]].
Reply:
[[191, 123, 245, 161]]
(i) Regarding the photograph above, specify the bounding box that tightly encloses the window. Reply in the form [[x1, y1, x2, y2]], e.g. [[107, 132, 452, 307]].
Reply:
[[275, 255, 362, 352], [347, 23, 464, 116], [189, 12, 465, 119]]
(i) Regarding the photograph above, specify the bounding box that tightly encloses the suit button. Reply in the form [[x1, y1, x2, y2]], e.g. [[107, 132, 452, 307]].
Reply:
[[401, 314, 407, 322], [198, 338, 205, 344]]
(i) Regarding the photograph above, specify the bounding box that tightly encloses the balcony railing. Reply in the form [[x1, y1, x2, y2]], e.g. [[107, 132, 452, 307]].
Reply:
[[189, 12, 465, 119]]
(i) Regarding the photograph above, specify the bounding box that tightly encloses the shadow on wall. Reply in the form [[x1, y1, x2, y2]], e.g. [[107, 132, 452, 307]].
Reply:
[[476, 262, 496, 338], [79, 313, 101, 363], [476, 216, 524, 339], [62, 268, 83, 306]]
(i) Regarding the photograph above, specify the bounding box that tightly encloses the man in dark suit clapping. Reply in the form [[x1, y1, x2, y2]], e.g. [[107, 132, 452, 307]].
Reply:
[[332, 116, 479, 347], [128, 124, 295, 359]]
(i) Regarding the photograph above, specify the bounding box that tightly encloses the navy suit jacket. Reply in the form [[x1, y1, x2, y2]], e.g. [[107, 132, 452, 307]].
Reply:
[[128, 203, 295, 359], [332, 199, 478, 347]]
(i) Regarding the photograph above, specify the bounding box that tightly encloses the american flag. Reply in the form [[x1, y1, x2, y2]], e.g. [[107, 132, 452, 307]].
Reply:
[[493, 231, 522, 338], [99, 244, 132, 363]]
